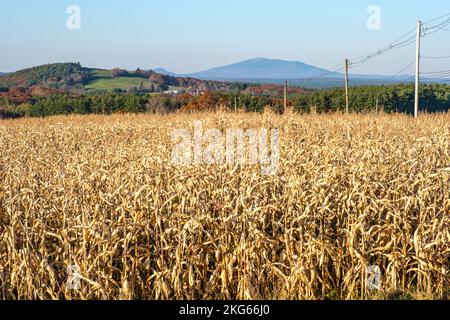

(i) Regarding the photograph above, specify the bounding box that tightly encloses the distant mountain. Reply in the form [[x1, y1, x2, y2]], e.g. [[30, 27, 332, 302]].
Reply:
[[153, 68, 179, 77], [189, 58, 341, 80], [155, 58, 424, 88], [0, 72, 7, 77], [155, 58, 341, 81], [154, 57, 418, 87]]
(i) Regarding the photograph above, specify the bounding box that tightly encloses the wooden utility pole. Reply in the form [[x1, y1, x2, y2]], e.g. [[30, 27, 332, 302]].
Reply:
[[283, 80, 288, 114], [414, 21, 422, 118], [375, 96, 379, 114], [345, 59, 349, 114], [234, 96, 237, 113]]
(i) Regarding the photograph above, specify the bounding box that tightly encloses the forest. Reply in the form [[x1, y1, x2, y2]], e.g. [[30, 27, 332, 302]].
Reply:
[[0, 83, 449, 118]]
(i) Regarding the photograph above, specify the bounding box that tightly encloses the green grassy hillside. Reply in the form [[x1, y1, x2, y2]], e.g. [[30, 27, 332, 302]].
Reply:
[[85, 69, 155, 92], [0, 63, 238, 94]]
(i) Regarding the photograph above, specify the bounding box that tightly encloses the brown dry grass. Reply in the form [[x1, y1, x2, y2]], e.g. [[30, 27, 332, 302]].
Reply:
[[0, 112, 449, 300]]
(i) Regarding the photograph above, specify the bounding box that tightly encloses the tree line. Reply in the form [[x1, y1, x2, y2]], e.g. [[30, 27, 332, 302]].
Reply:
[[1, 83, 449, 118], [293, 84, 450, 114]]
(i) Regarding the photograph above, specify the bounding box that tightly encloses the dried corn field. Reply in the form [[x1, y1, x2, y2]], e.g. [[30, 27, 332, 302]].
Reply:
[[0, 112, 449, 300]]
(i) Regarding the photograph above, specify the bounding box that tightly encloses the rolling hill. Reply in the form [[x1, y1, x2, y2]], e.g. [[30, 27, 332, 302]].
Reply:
[[0, 63, 241, 95], [153, 68, 179, 77], [83, 68, 156, 92], [0, 63, 89, 89]]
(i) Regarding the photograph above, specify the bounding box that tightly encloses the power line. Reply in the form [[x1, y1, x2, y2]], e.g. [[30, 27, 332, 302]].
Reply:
[[422, 75, 450, 78], [297, 13, 450, 84], [348, 14, 450, 70], [421, 74, 450, 80], [386, 60, 416, 80], [418, 13, 450, 88], [349, 28, 417, 63], [423, 16, 450, 28], [422, 17, 450, 36], [422, 54, 450, 59], [299, 64, 346, 81], [421, 69, 450, 75], [349, 36, 417, 68], [420, 68, 450, 79], [421, 77, 450, 82], [349, 33, 417, 68], [423, 12, 450, 24]]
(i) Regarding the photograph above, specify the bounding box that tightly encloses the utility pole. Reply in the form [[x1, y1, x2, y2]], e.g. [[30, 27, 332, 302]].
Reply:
[[284, 80, 288, 114], [345, 59, 349, 114], [234, 96, 237, 113], [375, 96, 379, 114], [414, 20, 422, 118]]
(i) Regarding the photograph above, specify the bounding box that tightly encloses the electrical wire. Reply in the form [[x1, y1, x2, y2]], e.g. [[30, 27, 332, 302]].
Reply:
[[421, 69, 450, 75], [296, 13, 450, 83], [422, 55, 450, 59], [423, 13, 450, 24], [385, 60, 416, 81], [349, 34, 417, 68], [298, 64, 346, 81], [422, 17, 450, 36], [348, 13, 450, 69]]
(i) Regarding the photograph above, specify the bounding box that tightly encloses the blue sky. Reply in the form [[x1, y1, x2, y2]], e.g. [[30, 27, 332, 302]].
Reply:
[[0, 0, 449, 75]]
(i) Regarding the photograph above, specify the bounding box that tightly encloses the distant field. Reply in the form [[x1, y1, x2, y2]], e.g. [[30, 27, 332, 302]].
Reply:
[[0, 112, 448, 300], [85, 69, 154, 91], [89, 69, 111, 79]]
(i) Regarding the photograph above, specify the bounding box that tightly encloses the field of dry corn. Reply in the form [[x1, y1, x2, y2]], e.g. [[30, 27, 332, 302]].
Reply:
[[0, 111, 449, 300]]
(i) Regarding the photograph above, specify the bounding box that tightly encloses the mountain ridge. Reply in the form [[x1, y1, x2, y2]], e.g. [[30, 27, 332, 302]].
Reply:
[[190, 57, 338, 80], [156, 57, 342, 80], [155, 57, 417, 85]]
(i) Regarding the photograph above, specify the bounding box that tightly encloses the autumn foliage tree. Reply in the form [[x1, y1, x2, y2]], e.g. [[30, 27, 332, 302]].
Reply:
[[180, 92, 229, 112], [111, 68, 129, 77]]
